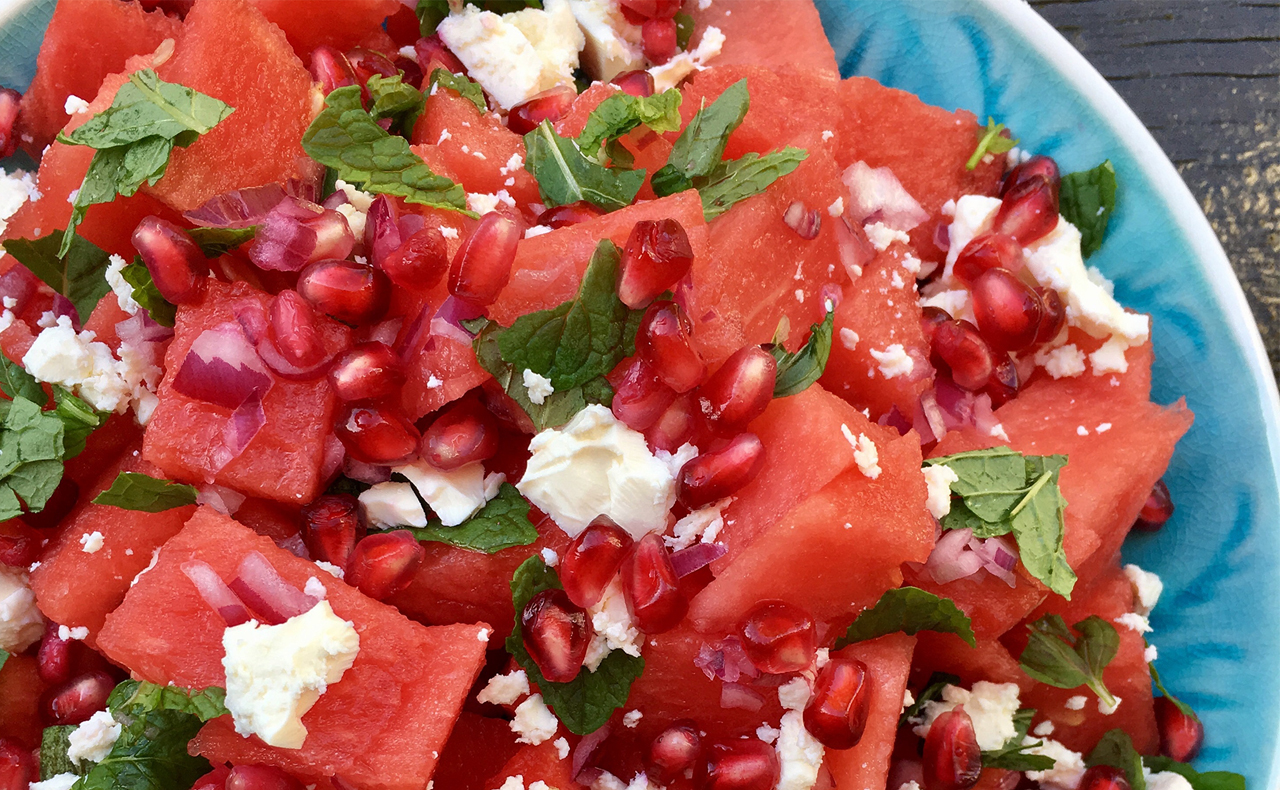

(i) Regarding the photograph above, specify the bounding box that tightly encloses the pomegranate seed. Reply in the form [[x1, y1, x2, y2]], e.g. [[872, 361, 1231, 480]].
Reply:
[[971, 268, 1045, 352], [1078, 766, 1132, 790], [132, 216, 209, 304], [521, 588, 592, 683], [993, 176, 1059, 244], [328, 342, 405, 402], [297, 259, 391, 325], [920, 306, 952, 347], [620, 0, 683, 18], [985, 354, 1020, 408], [415, 34, 466, 76], [192, 766, 232, 790], [736, 600, 816, 674], [702, 740, 781, 790], [1001, 154, 1061, 198], [952, 233, 1023, 285], [267, 290, 327, 368], [620, 3, 648, 24], [1034, 287, 1066, 345], [612, 70, 656, 97], [345, 530, 424, 600], [448, 213, 520, 308], [346, 47, 398, 85], [622, 533, 687, 634], [536, 201, 604, 229], [932, 320, 996, 392], [226, 764, 306, 790], [421, 399, 499, 470], [642, 17, 679, 64], [678, 433, 765, 509], [647, 720, 701, 784], [335, 402, 421, 464], [42, 670, 115, 725], [618, 219, 695, 309], [381, 228, 449, 290], [637, 301, 706, 393], [507, 86, 577, 135], [803, 658, 872, 749], [561, 517, 634, 609], [645, 393, 698, 453], [609, 357, 677, 432], [309, 45, 357, 95], [921, 708, 982, 790], [1133, 479, 1175, 532], [697, 347, 777, 435], [0, 521, 42, 567], [0, 737, 36, 790], [37, 621, 73, 684], [23, 478, 79, 530], [394, 56, 424, 90], [1154, 696, 1203, 761], [0, 89, 20, 159], [301, 494, 366, 567]]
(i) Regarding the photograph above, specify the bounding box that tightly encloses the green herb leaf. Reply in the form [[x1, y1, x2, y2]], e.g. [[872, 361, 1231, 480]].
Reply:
[[107, 680, 228, 722], [1009, 454, 1076, 597], [118, 258, 176, 327], [302, 85, 472, 215], [674, 11, 694, 49], [428, 68, 486, 115], [835, 586, 976, 649], [1059, 160, 1118, 258], [0, 355, 46, 405], [91, 472, 199, 512], [652, 79, 750, 196], [0, 396, 69, 519], [697, 148, 808, 221], [966, 117, 1019, 171], [1142, 756, 1246, 790], [185, 226, 257, 258], [53, 386, 107, 459], [981, 708, 1056, 771], [523, 120, 646, 211], [766, 310, 833, 398], [369, 74, 428, 136], [1, 231, 113, 322], [415, 0, 542, 35], [900, 672, 959, 727], [41, 725, 86, 779], [577, 90, 683, 160], [1019, 614, 1119, 708], [405, 482, 537, 553], [1149, 661, 1198, 720], [1086, 729, 1146, 790], [506, 556, 644, 734], [0, 647, 8, 671]]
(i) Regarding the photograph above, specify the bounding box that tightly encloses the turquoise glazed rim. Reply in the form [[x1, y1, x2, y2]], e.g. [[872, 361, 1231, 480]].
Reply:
[[3, 0, 1277, 784]]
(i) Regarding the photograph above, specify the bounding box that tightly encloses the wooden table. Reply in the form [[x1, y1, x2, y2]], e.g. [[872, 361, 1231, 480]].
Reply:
[[1030, 1, 1280, 374]]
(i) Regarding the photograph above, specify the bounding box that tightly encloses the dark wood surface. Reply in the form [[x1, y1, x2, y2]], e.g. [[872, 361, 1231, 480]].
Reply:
[[1029, 0, 1280, 373]]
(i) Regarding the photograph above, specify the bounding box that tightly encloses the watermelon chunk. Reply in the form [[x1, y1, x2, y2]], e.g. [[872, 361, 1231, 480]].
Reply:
[[686, 1, 838, 77], [411, 89, 540, 206], [401, 335, 491, 421], [823, 634, 916, 790], [909, 631, 1033, 695], [149, 0, 322, 212], [17, 0, 180, 155], [250, 0, 399, 58], [0, 653, 44, 748], [434, 712, 522, 790], [96, 507, 489, 790], [485, 739, 586, 790], [142, 280, 348, 504]]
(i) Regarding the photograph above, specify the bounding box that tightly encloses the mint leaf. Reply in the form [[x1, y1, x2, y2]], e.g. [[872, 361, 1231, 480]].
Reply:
[[1011, 455, 1075, 597], [0, 355, 46, 405], [107, 680, 228, 722], [118, 258, 176, 327], [428, 68, 485, 115], [186, 226, 256, 258], [766, 310, 833, 398], [41, 725, 85, 779], [652, 79, 750, 196], [497, 240, 643, 391], [0, 647, 8, 671], [980, 708, 1055, 770], [302, 85, 471, 215], [577, 90, 683, 160], [1059, 160, 1118, 258], [405, 482, 537, 553], [0, 396, 69, 518], [416, 0, 541, 35], [698, 148, 808, 221], [1086, 730, 1146, 790], [506, 556, 644, 734], [53, 386, 107, 459], [966, 117, 1018, 171], [2, 231, 113, 323], [92, 472, 199, 513], [1149, 661, 1198, 720], [524, 120, 646, 212], [1019, 614, 1119, 708], [369, 73, 427, 136], [1143, 757, 1246, 790], [674, 11, 694, 49], [900, 672, 959, 727], [835, 587, 975, 649]]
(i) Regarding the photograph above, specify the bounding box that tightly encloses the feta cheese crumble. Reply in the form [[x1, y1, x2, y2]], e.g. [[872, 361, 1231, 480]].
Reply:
[[511, 693, 558, 744], [585, 577, 643, 670], [841, 425, 881, 479], [1035, 343, 1087, 379], [478, 669, 530, 706], [105, 254, 141, 314], [359, 482, 428, 528], [665, 497, 728, 551], [333, 180, 374, 239], [1022, 738, 1087, 789], [1124, 564, 1163, 616], [923, 464, 959, 519], [80, 531, 105, 554], [1064, 695, 1087, 711], [67, 710, 122, 766], [23, 315, 162, 420], [522, 368, 555, 404], [58, 625, 89, 641], [622, 709, 643, 728], [839, 328, 859, 350], [396, 460, 491, 526], [913, 682, 1022, 751], [869, 344, 914, 379], [569, 0, 644, 81], [649, 26, 726, 92], [31, 775, 80, 790], [865, 221, 911, 252], [0, 168, 40, 239]]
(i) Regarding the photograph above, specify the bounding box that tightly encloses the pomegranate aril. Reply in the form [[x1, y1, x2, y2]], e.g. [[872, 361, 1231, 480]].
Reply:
[[647, 720, 701, 783], [736, 599, 816, 674], [328, 342, 405, 401], [620, 0, 683, 18], [622, 532, 687, 634], [637, 301, 706, 393], [297, 259, 391, 325], [702, 739, 781, 790], [920, 306, 953, 348], [803, 658, 872, 749], [507, 85, 577, 135], [608, 356, 677, 432], [193, 766, 233, 790], [0, 737, 36, 790], [309, 45, 357, 96], [1078, 766, 1132, 790], [536, 200, 604, 229], [345, 530, 424, 600], [617, 219, 695, 309], [421, 398, 500, 470], [226, 764, 306, 790], [415, 34, 466, 76], [678, 432, 765, 509], [952, 232, 1023, 285], [521, 588, 592, 683], [1134, 479, 1174, 532], [37, 621, 73, 684], [448, 213, 520, 308], [921, 708, 982, 790], [1001, 154, 1061, 198], [1154, 696, 1204, 762], [612, 69, 656, 97], [1034, 287, 1067, 345], [301, 494, 366, 567], [42, 670, 115, 725], [697, 347, 776, 434], [561, 517, 635, 608], [985, 353, 1020, 408], [642, 17, 678, 64], [0, 521, 42, 567], [335, 402, 421, 464], [132, 216, 209, 304], [0, 88, 20, 159], [971, 268, 1045, 352], [394, 56, 424, 90], [267, 290, 327, 368], [932, 320, 996, 392], [993, 175, 1059, 244], [346, 47, 398, 86], [645, 393, 698, 453], [381, 227, 449, 289]]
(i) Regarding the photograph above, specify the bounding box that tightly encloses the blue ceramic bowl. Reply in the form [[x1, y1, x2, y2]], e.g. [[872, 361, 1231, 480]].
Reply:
[[3, 0, 1277, 784]]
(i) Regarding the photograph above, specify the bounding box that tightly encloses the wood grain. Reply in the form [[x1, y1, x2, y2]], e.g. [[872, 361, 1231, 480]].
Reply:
[[1031, 0, 1280, 374]]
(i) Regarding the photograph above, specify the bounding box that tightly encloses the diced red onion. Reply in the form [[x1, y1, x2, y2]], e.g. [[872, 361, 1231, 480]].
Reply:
[[877, 405, 912, 437], [934, 378, 977, 432], [233, 302, 268, 344], [670, 542, 727, 577], [720, 682, 765, 711], [0, 266, 39, 317], [818, 282, 843, 314], [429, 317, 473, 346], [972, 393, 1000, 438], [115, 311, 174, 345], [694, 636, 760, 683], [916, 389, 947, 445], [211, 391, 267, 473], [183, 179, 315, 229], [783, 201, 821, 240], [226, 551, 317, 625], [842, 161, 929, 231], [321, 191, 350, 211], [397, 212, 425, 241], [249, 197, 354, 272], [343, 456, 391, 484], [277, 533, 311, 559], [934, 222, 950, 252], [968, 534, 1018, 587], [320, 434, 345, 484], [364, 318, 402, 347], [51, 293, 80, 330], [172, 322, 273, 409], [834, 216, 875, 278], [364, 195, 402, 269], [196, 484, 247, 516], [572, 722, 611, 782], [181, 560, 252, 626], [394, 305, 431, 363], [255, 335, 334, 381], [925, 528, 985, 584]]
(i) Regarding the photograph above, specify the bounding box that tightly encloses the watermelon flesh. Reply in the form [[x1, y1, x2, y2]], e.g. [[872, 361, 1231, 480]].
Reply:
[[434, 712, 523, 790], [249, 0, 399, 58], [823, 634, 917, 790], [485, 739, 586, 790], [97, 507, 489, 790], [0, 653, 44, 749], [686, 0, 838, 77]]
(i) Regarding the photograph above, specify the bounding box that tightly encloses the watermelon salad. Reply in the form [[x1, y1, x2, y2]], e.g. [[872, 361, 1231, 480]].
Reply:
[[0, 1, 1247, 790]]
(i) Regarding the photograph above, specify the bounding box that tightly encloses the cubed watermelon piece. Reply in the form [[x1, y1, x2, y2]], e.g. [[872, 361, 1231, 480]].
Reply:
[[689, 419, 932, 631], [823, 634, 916, 790], [250, 0, 399, 57], [62, 414, 144, 497], [17, 0, 180, 155], [401, 335, 491, 421], [434, 712, 522, 790], [142, 280, 348, 503], [0, 653, 44, 748], [909, 631, 1034, 695], [97, 507, 489, 790], [686, 1, 838, 76], [411, 89, 540, 205], [232, 497, 303, 545], [485, 739, 586, 790], [30, 441, 196, 643], [149, 0, 322, 212], [905, 570, 1050, 643]]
